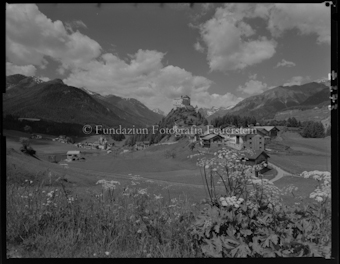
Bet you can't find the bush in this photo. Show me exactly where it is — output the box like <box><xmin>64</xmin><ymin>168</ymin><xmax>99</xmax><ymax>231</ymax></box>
<box><xmin>190</xmin><ymin>149</ymin><xmax>331</xmax><ymax>258</ymax></box>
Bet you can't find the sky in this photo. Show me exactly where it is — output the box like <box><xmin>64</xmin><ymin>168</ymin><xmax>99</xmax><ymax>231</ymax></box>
<box><xmin>6</xmin><ymin>3</ymin><xmax>331</xmax><ymax>114</ymax></box>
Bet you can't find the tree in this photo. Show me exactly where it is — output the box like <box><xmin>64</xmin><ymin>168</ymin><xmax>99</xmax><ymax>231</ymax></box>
<box><xmin>300</xmin><ymin>121</ymin><xmax>325</xmax><ymax>138</ymax></box>
<box><xmin>66</xmin><ymin>136</ymin><xmax>74</xmax><ymax>144</ymax></box>
<box><xmin>24</xmin><ymin>125</ymin><xmax>32</xmax><ymax>134</ymax></box>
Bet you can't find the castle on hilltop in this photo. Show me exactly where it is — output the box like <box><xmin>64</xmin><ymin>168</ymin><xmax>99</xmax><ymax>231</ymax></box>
<box><xmin>173</xmin><ymin>95</ymin><xmax>191</xmax><ymax>109</ymax></box>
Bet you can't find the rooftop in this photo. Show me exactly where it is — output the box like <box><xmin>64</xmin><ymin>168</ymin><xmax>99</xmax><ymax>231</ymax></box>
<box><xmin>244</xmin><ymin>150</ymin><xmax>269</xmax><ymax>160</ymax></box>
<box><xmin>254</xmin><ymin>126</ymin><xmax>279</xmax><ymax>132</ymax></box>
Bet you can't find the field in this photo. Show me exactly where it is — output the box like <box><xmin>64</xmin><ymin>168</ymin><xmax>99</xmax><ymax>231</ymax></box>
<box><xmin>5</xmin><ymin>129</ymin><xmax>332</xmax><ymax>258</ymax></box>
<box><xmin>267</xmin><ymin>131</ymin><xmax>331</xmax><ymax>174</ymax></box>
<box><xmin>274</xmin><ymin>106</ymin><xmax>330</xmax><ymax>123</ymax></box>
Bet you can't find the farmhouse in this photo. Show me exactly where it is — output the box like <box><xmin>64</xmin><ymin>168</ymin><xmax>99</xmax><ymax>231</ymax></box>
<box><xmin>201</xmin><ymin>134</ymin><xmax>224</xmax><ymax>148</ymax></box>
<box><xmin>66</xmin><ymin>150</ymin><xmax>81</xmax><ymax>161</ymax></box>
<box><xmin>242</xmin><ymin>150</ymin><xmax>270</xmax><ymax>177</ymax></box>
<box><xmin>134</xmin><ymin>141</ymin><xmax>150</xmax><ymax>150</ymax></box>
<box><xmin>254</xmin><ymin>126</ymin><xmax>279</xmax><ymax>138</ymax></box>
<box><xmin>225</xmin><ymin>132</ymin><xmax>265</xmax><ymax>151</ymax></box>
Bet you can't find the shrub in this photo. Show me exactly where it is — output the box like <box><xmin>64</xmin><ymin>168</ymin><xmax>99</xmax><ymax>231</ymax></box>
<box><xmin>190</xmin><ymin>148</ymin><xmax>331</xmax><ymax>258</ymax></box>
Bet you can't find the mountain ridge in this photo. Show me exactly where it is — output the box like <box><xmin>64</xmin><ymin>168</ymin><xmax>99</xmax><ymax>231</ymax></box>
<box><xmin>4</xmin><ymin>75</ymin><xmax>163</xmax><ymax>127</ymax></box>
<box><xmin>208</xmin><ymin>81</ymin><xmax>330</xmax><ymax>121</ymax></box>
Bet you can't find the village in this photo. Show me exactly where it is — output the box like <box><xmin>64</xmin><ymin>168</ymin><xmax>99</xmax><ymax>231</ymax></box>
<box><xmin>40</xmin><ymin>95</ymin><xmax>279</xmax><ymax>176</ymax></box>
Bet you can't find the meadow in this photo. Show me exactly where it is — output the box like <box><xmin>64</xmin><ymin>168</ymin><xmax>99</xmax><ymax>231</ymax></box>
<box><xmin>5</xmin><ymin>130</ymin><xmax>332</xmax><ymax>258</ymax></box>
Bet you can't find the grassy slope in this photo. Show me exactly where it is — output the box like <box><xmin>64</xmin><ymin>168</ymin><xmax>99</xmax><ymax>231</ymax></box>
<box><xmin>274</xmin><ymin>106</ymin><xmax>330</xmax><ymax>123</ymax></box>
<box><xmin>268</xmin><ymin>131</ymin><xmax>331</xmax><ymax>174</ymax></box>
<box><xmin>6</xmin><ymin>130</ymin><xmax>329</xmax><ymax>204</ymax></box>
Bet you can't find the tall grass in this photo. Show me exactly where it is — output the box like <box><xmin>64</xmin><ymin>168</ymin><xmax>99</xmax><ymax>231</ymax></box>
<box><xmin>6</xmin><ymin>163</ymin><xmax>203</xmax><ymax>257</ymax></box>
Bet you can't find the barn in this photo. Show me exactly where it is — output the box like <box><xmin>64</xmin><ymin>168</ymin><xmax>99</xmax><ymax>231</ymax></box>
<box><xmin>66</xmin><ymin>150</ymin><xmax>81</xmax><ymax>161</ymax></box>
<box><xmin>201</xmin><ymin>134</ymin><xmax>224</xmax><ymax>148</ymax></box>
<box><xmin>242</xmin><ymin>150</ymin><xmax>270</xmax><ymax>177</ymax></box>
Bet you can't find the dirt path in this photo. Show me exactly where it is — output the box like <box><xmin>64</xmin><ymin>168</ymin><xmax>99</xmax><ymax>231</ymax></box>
<box><xmin>268</xmin><ymin>162</ymin><xmax>293</xmax><ymax>183</ymax></box>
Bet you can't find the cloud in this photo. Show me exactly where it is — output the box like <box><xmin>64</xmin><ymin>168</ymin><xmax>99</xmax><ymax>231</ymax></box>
<box><xmin>65</xmin><ymin>20</ymin><xmax>87</xmax><ymax>33</ymax></box>
<box><xmin>38</xmin><ymin>76</ymin><xmax>50</xmax><ymax>82</ymax></box>
<box><xmin>195</xmin><ymin>3</ymin><xmax>330</xmax><ymax>72</ymax></box>
<box><xmin>249</xmin><ymin>73</ymin><xmax>257</xmax><ymax>80</ymax></box>
<box><xmin>63</xmin><ymin>49</ymin><xmax>240</xmax><ymax>112</ymax></box>
<box><xmin>198</xmin><ymin>4</ymin><xmax>277</xmax><ymax>72</ymax></box>
<box><xmin>237</xmin><ymin>79</ymin><xmax>269</xmax><ymax>95</ymax></box>
<box><xmin>194</xmin><ymin>41</ymin><xmax>205</xmax><ymax>53</ymax></box>
<box><xmin>265</xmin><ymin>4</ymin><xmax>330</xmax><ymax>44</ymax></box>
<box><xmin>6</xmin><ymin>62</ymin><xmax>36</xmax><ymax>76</ymax></box>
<box><xmin>6</xmin><ymin>4</ymin><xmax>101</xmax><ymax>71</ymax></box>
<box><xmin>283</xmin><ymin>75</ymin><xmax>311</xmax><ymax>86</ymax></box>
<box><xmin>275</xmin><ymin>59</ymin><xmax>296</xmax><ymax>68</ymax></box>
<box><xmin>191</xmin><ymin>92</ymin><xmax>243</xmax><ymax>109</ymax></box>
<box><xmin>6</xmin><ymin>4</ymin><xmax>242</xmax><ymax>113</ymax></box>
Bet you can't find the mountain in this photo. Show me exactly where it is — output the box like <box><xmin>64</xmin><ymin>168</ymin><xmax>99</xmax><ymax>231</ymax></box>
<box><xmin>198</xmin><ymin>105</ymin><xmax>234</xmax><ymax>118</ymax></box>
<box><xmin>101</xmin><ymin>95</ymin><xmax>163</xmax><ymax>125</ymax></box>
<box><xmin>208</xmin><ymin>82</ymin><xmax>330</xmax><ymax>121</ymax></box>
<box><xmin>152</xmin><ymin>108</ymin><xmax>165</xmax><ymax>116</ymax></box>
<box><xmin>4</xmin><ymin>75</ymin><xmax>163</xmax><ymax>127</ymax></box>
<box><xmin>5</xmin><ymin>75</ymin><xmax>45</xmax><ymax>98</ymax></box>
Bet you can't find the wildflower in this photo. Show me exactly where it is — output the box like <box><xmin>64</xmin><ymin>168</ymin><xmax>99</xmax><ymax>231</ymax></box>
<box><xmin>154</xmin><ymin>194</ymin><xmax>163</xmax><ymax>200</ymax></box>
<box><xmin>29</xmin><ymin>180</ymin><xmax>33</xmax><ymax>184</ymax></box>
<box><xmin>147</xmin><ymin>253</ymin><xmax>152</xmax><ymax>258</ymax></box>
<box><xmin>315</xmin><ymin>197</ymin><xmax>323</xmax><ymax>202</ymax></box>
<box><xmin>137</xmin><ymin>229</ymin><xmax>142</xmax><ymax>234</ymax></box>
<box><xmin>105</xmin><ymin>251</ymin><xmax>110</xmax><ymax>256</ymax></box>
<box><xmin>171</xmin><ymin>198</ymin><xmax>177</xmax><ymax>203</ymax></box>
<box><xmin>93</xmin><ymin>253</ymin><xmax>97</xmax><ymax>257</ymax></box>
<box><xmin>138</xmin><ymin>188</ymin><xmax>148</xmax><ymax>195</ymax></box>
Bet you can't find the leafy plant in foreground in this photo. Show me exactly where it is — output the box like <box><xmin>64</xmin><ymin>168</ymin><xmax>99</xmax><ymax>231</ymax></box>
<box><xmin>190</xmin><ymin>148</ymin><xmax>331</xmax><ymax>258</ymax></box>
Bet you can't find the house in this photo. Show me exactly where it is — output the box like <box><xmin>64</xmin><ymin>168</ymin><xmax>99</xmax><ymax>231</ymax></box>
<box><xmin>201</xmin><ymin>134</ymin><xmax>224</xmax><ymax>148</ymax></box>
<box><xmin>30</xmin><ymin>134</ymin><xmax>42</xmax><ymax>139</ymax></box>
<box><xmin>134</xmin><ymin>141</ymin><xmax>145</xmax><ymax>150</ymax></box>
<box><xmin>66</xmin><ymin>150</ymin><xmax>81</xmax><ymax>161</ymax></box>
<box><xmin>254</xmin><ymin>126</ymin><xmax>279</xmax><ymax>138</ymax></box>
<box><xmin>242</xmin><ymin>150</ymin><xmax>270</xmax><ymax>177</ymax></box>
<box><xmin>225</xmin><ymin>129</ymin><xmax>266</xmax><ymax>151</ymax></box>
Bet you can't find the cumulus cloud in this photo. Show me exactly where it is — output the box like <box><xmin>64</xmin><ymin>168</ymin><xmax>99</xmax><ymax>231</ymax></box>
<box><xmin>38</xmin><ymin>76</ymin><xmax>50</xmax><ymax>82</ymax></box>
<box><xmin>194</xmin><ymin>41</ymin><xmax>205</xmax><ymax>53</ymax></box>
<box><xmin>275</xmin><ymin>59</ymin><xmax>296</xmax><ymax>68</ymax></box>
<box><xmin>65</xmin><ymin>20</ymin><xmax>87</xmax><ymax>33</ymax></box>
<box><xmin>237</xmin><ymin>79</ymin><xmax>269</xmax><ymax>95</ymax></box>
<box><xmin>5</xmin><ymin>4</ymin><xmax>242</xmax><ymax>113</ymax></box>
<box><xmin>191</xmin><ymin>92</ymin><xmax>243</xmax><ymax>109</ymax></box>
<box><xmin>283</xmin><ymin>76</ymin><xmax>311</xmax><ymax>86</ymax></box>
<box><xmin>265</xmin><ymin>4</ymin><xmax>330</xmax><ymax>45</ymax></box>
<box><xmin>196</xmin><ymin>3</ymin><xmax>330</xmax><ymax>72</ymax></box>
<box><xmin>63</xmin><ymin>49</ymin><xmax>241</xmax><ymax>112</ymax></box>
<box><xmin>6</xmin><ymin>62</ymin><xmax>36</xmax><ymax>76</ymax></box>
<box><xmin>198</xmin><ymin>4</ymin><xmax>277</xmax><ymax>72</ymax></box>
<box><xmin>6</xmin><ymin>4</ymin><xmax>101</xmax><ymax>71</ymax></box>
